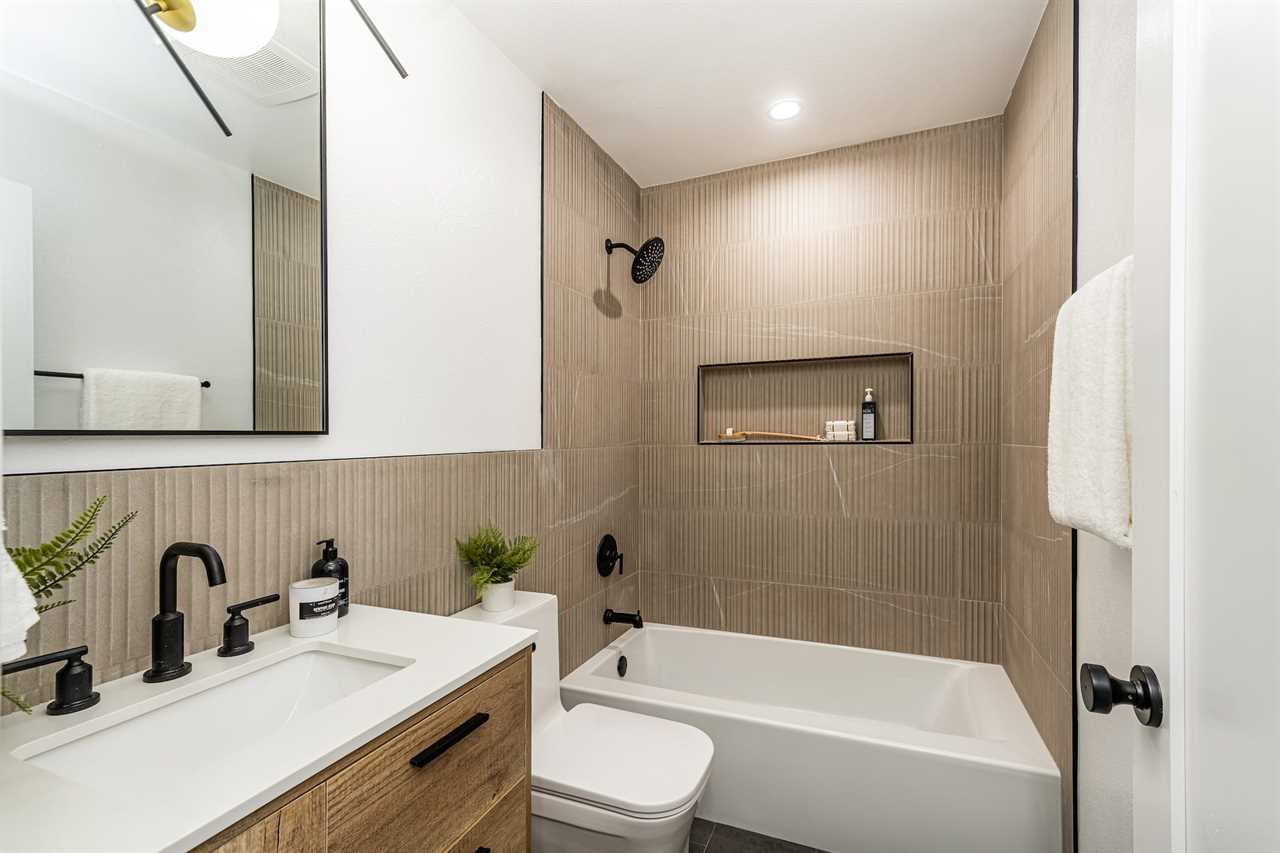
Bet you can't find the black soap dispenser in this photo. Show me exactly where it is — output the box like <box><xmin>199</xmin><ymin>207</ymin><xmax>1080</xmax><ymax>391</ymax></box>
<box><xmin>311</xmin><ymin>538</ymin><xmax>349</xmax><ymax>617</ymax></box>
<box><xmin>861</xmin><ymin>387</ymin><xmax>878</xmax><ymax>441</ymax></box>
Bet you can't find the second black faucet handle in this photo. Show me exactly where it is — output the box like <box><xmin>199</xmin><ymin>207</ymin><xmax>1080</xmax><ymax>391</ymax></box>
<box><xmin>1</xmin><ymin>645</ymin><xmax>101</xmax><ymax>715</ymax></box>
<box><xmin>228</xmin><ymin>593</ymin><xmax>281</xmax><ymax>616</ymax></box>
<box><xmin>218</xmin><ymin>593</ymin><xmax>281</xmax><ymax>657</ymax></box>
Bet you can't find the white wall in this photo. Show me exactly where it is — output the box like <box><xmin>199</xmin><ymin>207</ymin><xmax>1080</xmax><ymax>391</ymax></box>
<box><xmin>3</xmin><ymin>0</ymin><xmax>542</xmax><ymax>472</ymax></box>
<box><xmin>1181</xmin><ymin>1</ymin><xmax>1280</xmax><ymax>848</ymax></box>
<box><xmin>0</xmin><ymin>177</ymin><xmax>34</xmax><ymax>428</ymax></box>
<box><xmin>0</xmin><ymin>72</ymin><xmax>254</xmax><ymax>431</ymax></box>
<box><xmin>1076</xmin><ymin>1</ymin><xmax>1137</xmax><ymax>851</ymax></box>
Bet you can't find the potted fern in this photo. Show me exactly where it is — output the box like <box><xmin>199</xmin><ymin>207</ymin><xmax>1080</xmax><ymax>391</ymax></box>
<box><xmin>3</xmin><ymin>496</ymin><xmax>136</xmax><ymax>712</ymax></box>
<box><xmin>456</xmin><ymin>525</ymin><xmax>538</xmax><ymax>612</ymax></box>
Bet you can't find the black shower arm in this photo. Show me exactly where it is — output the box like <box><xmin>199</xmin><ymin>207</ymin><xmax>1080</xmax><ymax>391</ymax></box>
<box><xmin>605</xmin><ymin>239</ymin><xmax>639</xmax><ymax>256</ymax></box>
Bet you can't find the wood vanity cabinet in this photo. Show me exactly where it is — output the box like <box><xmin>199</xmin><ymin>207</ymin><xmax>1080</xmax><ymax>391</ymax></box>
<box><xmin>196</xmin><ymin>649</ymin><xmax>531</xmax><ymax>853</ymax></box>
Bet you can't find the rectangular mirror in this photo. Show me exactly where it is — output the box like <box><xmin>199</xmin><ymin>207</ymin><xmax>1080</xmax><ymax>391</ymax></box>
<box><xmin>1</xmin><ymin>0</ymin><xmax>325</xmax><ymax>434</ymax></box>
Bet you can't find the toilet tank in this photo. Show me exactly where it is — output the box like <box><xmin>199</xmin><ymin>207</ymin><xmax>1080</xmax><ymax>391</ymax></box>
<box><xmin>454</xmin><ymin>591</ymin><xmax>563</xmax><ymax>727</ymax></box>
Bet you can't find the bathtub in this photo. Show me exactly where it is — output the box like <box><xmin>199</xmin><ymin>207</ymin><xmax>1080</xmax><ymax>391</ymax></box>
<box><xmin>561</xmin><ymin>624</ymin><xmax>1061</xmax><ymax>853</ymax></box>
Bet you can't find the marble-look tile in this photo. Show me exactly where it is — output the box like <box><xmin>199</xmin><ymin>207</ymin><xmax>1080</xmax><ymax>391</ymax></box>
<box><xmin>999</xmin><ymin>0</ymin><xmax>1075</xmax><ymax>849</ymax></box>
<box><xmin>637</xmin><ymin>116</ymin><xmax>1007</xmax><ymax>687</ymax></box>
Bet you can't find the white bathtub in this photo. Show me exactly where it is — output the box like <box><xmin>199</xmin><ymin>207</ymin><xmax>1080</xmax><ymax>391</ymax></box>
<box><xmin>561</xmin><ymin>624</ymin><xmax>1060</xmax><ymax>853</ymax></box>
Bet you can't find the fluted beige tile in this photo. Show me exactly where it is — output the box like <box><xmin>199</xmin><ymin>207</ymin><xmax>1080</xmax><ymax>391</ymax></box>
<box><xmin>253</xmin><ymin>176</ymin><xmax>323</xmax><ymax>432</ymax></box>
<box><xmin>999</xmin><ymin>0</ymin><xmax>1075</xmax><ymax>848</ymax></box>
<box><xmin>636</xmin><ymin>116</ymin><xmax>1006</xmax><ymax>690</ymax></box>
<box><xmin>543</xmin><ymin>96</ymin><xmax>645</xmax><ymax>451</ymax></box>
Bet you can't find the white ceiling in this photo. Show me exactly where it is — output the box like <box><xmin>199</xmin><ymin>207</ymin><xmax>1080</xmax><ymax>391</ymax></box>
<box><xmin>456</xmin><ymin>0</ymin><xmax>1047</xmax><ymax>187</ymax></box>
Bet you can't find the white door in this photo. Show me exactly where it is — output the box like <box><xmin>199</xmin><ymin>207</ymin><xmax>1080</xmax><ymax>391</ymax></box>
<box><xmin>1114</xmin><ymin>1</ymin><xmax>1280</xmax><ymax>851</ymax></box>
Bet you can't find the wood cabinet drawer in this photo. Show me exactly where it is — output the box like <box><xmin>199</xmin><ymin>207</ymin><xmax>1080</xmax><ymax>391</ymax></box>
<box><xmin>210</xmin><ymin>787</ymin><xmax>325</xmax><ymax>853</ymax></box>
<box><xmin>325</xmin><ymin>657</ymin><xmax>529</xmax><ymax>853</ymax></box>
<box><xmin>448</xmin><ymin>781</ymin><xmax>530</xmax><ymax>853</ymax></box>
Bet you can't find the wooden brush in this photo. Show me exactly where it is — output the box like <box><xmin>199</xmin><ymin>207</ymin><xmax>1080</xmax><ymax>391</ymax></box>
<box><xmin>718</xmin><ymin>428</ymin><xmax>823</xmax><ymax>443</ymax></box>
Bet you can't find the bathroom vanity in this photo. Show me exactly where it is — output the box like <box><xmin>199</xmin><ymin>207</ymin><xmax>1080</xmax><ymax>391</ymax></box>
<box><xmin>199</xmin><ymin>652</ymin><xmax>531</xmax><ymax>853</ymax></box>
<box><xmin>0</xmin><ymin>607</ymin><xmax>535</xmax><ymax>852</ymax></box>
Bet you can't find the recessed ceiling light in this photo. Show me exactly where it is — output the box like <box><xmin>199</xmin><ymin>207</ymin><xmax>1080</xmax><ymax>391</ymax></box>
<box><xmin>768</xmin><ymin>99</ymin><xmax>802</xmax><ymax>121</ymax></box>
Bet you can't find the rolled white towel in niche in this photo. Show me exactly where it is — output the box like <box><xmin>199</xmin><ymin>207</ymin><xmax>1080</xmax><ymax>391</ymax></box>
<box><xmin>1047</xmin><ymin>254</ymin><xmax>1133</xmax><ymax>548</ymax></box>
<box><xmin>80</xmin><ymin>368</ymin><xmax>203</xmax><ymax>430</ymax></box>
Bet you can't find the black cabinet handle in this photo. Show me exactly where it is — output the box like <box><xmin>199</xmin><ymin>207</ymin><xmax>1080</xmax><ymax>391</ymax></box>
<box><xmin>476</xmin><ymin>848</ymin><xmax>491</xmax><ymax>853</ymax></box>
<box><xmin>408</xmin><ymin>712</ymin><xmax>490</xmax><ymax>768</ymax></box>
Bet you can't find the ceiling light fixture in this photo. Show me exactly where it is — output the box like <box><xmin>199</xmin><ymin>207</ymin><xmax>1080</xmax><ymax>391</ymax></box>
<box><xmin>768</xmin><ymin>99</ymin><xmax>803</xmax><ymax>121</ymax></box>
<box><xmin>135</xmin><ymin>0</ymin><xmax>409</xmax><ymax>140</ymax></box>
<box><xmin>150</xmin><ymin>0</ymin><xmax>281</xmax><ymax>58</ymax></box>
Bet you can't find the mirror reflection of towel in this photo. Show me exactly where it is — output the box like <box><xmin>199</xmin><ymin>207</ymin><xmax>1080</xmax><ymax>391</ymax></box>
<box><xmin>80</xmin><ymin>368</ymin><xmax>202</xmax><ymax>430</ymax></box>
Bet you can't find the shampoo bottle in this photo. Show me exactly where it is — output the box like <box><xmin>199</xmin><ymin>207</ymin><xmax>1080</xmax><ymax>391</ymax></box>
<box><xmin>861</xmin><ymin>387</ymin><xmax>878</xmax><ymax>441</ymax></box>
<box><xmin>311</xmin><ymin>538</ymin><xmax>349</xmax><ymax>617</ymax></box>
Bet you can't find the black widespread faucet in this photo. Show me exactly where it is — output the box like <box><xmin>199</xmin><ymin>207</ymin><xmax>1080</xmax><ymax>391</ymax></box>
<box><xmin>143</xmin><ymin>542</ymin><xmax>227</xmax><ymax>683</ymax></box>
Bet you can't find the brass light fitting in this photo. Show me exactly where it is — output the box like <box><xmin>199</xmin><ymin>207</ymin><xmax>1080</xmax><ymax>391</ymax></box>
<box><xmin>145</xmin><ymin>0</ymin><xmax>196</xmax><ymax>33</ymax></box>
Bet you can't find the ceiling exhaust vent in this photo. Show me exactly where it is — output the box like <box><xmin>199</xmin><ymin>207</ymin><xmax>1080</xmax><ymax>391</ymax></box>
<box><xmin>178</xmin><ymin>40</ymin><xmax>319</xmax><ymax>107</ymax></box>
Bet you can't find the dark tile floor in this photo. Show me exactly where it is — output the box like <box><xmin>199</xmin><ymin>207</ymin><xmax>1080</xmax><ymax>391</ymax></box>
<box><xmin>690</xmin><ymin>818</ymin><xmax>830</xmax><ymax>853</ymax></box>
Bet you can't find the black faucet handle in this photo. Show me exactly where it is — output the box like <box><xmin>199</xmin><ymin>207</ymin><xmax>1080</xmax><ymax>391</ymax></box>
<box><xmin>227</xmin><ymin>593</ymin><xmax>280</xmax><ymax>617</ymax></box>
<box><xmin>218</xmin><ymin>593</ymin><xmax>281</xmax><ymax>658</ymax></box>
<box><xmin>1</xmin><ymin>645</ymin><xmax>101</xmax><ymax>715</ymax></box>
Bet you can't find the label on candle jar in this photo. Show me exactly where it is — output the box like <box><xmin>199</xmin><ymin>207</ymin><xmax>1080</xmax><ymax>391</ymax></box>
<box><xmin>299</xmin><ymin>595</ymin><xmax>339</xmax><ymax>620</ymax></box>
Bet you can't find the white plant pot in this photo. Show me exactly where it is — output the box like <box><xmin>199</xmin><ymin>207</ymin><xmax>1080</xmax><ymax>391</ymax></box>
<box><xmin>481</xmin><ymin>580</ymin><xmax>516</xmax><ymax>612</ymax></box>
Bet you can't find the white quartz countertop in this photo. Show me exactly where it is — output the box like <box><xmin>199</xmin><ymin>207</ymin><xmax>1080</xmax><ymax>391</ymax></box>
<box><xmin>0</xmin><ymin>605</ymin><xmax>535</xmax><ymax>852</ymax></box>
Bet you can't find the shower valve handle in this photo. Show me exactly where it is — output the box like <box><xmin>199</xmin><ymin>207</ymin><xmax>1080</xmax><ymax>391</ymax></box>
<box><xmin>597</xmin><ymin>534</ymin><xmax>624</xmax><ymax>577</ymax></box>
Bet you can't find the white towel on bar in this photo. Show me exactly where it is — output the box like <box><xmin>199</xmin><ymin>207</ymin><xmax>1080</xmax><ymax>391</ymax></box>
<box><xmin>1047</xmin><ymin>255</ymin><xmax>1134</xmax><ymax>549</ymax></box>
<box><xmin>0</xmin><ymin>511</ymin><xmax>39</xmax><ymax>663</ymax></box>
<box><xmin>80</xmin><ymin>368</ymin><xmax>202</xmax><ymax>430</ymax></box>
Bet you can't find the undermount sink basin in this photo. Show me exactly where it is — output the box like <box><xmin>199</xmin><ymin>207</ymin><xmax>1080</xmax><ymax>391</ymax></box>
<box><xmin>17</xmin><ymin>649</ymin><xmax>403</xmax><ymax>789</ymax></box>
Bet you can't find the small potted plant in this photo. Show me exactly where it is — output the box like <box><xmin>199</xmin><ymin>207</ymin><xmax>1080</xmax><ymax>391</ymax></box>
<box><xmin>456</xmin><ymin>525</ymin><xmax>538</xmax><ymax>612</ymax></box>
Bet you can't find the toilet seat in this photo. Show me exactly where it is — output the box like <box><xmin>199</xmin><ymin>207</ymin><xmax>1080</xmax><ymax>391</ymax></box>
<box><xmin>532</xmin><ymin>703</ymin><xmax>714</xmax><ymax>820</ymax></box>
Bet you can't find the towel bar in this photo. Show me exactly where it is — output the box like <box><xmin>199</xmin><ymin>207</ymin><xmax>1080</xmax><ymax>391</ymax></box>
<box><xmin>35</xmin><ymin>370</ymin><xmax>211</xmax><ymax>389</ymax></box>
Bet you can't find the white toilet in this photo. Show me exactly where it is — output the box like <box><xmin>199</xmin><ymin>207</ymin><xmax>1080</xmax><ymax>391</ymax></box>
<box><xmin>456</xmin><ymin>592</ymin><xmax>713</xmax><ymax>853</ymax></box>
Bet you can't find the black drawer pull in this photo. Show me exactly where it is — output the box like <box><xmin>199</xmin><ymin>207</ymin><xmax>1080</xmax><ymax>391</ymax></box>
<box><xmin>408</xmin><ymin>712</ymin><xmax>490</xmax><ymax>768</ymax></box>
<box><xmin>476</xmin><ymin>848</ymin><xmax>491</xmax><ymax>853</ymax></box>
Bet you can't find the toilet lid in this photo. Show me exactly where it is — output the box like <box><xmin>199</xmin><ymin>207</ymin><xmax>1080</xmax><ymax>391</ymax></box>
<box><xmin>532</xmin><ymin>703</ymin><xmax>714</xmax><ymax>818</ymax></box>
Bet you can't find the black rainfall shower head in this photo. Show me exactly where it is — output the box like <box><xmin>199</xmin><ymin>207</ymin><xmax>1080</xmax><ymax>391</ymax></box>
<box><xmin>605</xmin><ymin>237</ymin><xmax>665</xmax><ymax>285</ymax></box>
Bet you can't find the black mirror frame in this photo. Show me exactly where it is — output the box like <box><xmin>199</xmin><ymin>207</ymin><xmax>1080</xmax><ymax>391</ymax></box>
<box><xmin>6</xmin><ymin>2</ymin><xmax>329</xmax><ymax>438</ymax></box>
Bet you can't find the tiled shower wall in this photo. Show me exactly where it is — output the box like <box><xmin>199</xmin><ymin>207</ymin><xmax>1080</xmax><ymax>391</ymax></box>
<box><xmin>637</xmin><ymin>118</ymin><xmax>1005</xmax><ymax>662</ymax></box>
<box><xmin>0</xmin><ymin>95</ymin><xmax>641</xmax><ymax>709</ymax></box>
<box><xmin>999</xmin><ymin>0</ymin><xmax>1076</xmax><ymax>846</ymax></box>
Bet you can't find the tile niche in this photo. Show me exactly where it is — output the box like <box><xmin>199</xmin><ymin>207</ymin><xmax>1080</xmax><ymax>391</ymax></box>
<box><xmin>697</xmin><ymin>353</ymin><xmax>914</xmax><ymax>444</ymax></box>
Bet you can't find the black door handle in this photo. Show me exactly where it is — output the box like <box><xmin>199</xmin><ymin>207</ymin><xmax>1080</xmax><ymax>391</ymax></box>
<box><xmin>408</xmin><ymin>712</ymin><xmax>490</xmax><ymax>768</ymax></box>
<box><xmin>1080</xmin><ymin>663</ymin><xmax>1163</xmax><ymax>727</ymax></box>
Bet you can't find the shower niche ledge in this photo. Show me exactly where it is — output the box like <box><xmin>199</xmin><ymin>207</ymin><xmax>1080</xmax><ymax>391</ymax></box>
<box><xmin>697</xmin><ymin>353</ymin><xmax>914</xmax><ymax>445</ymax></box>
